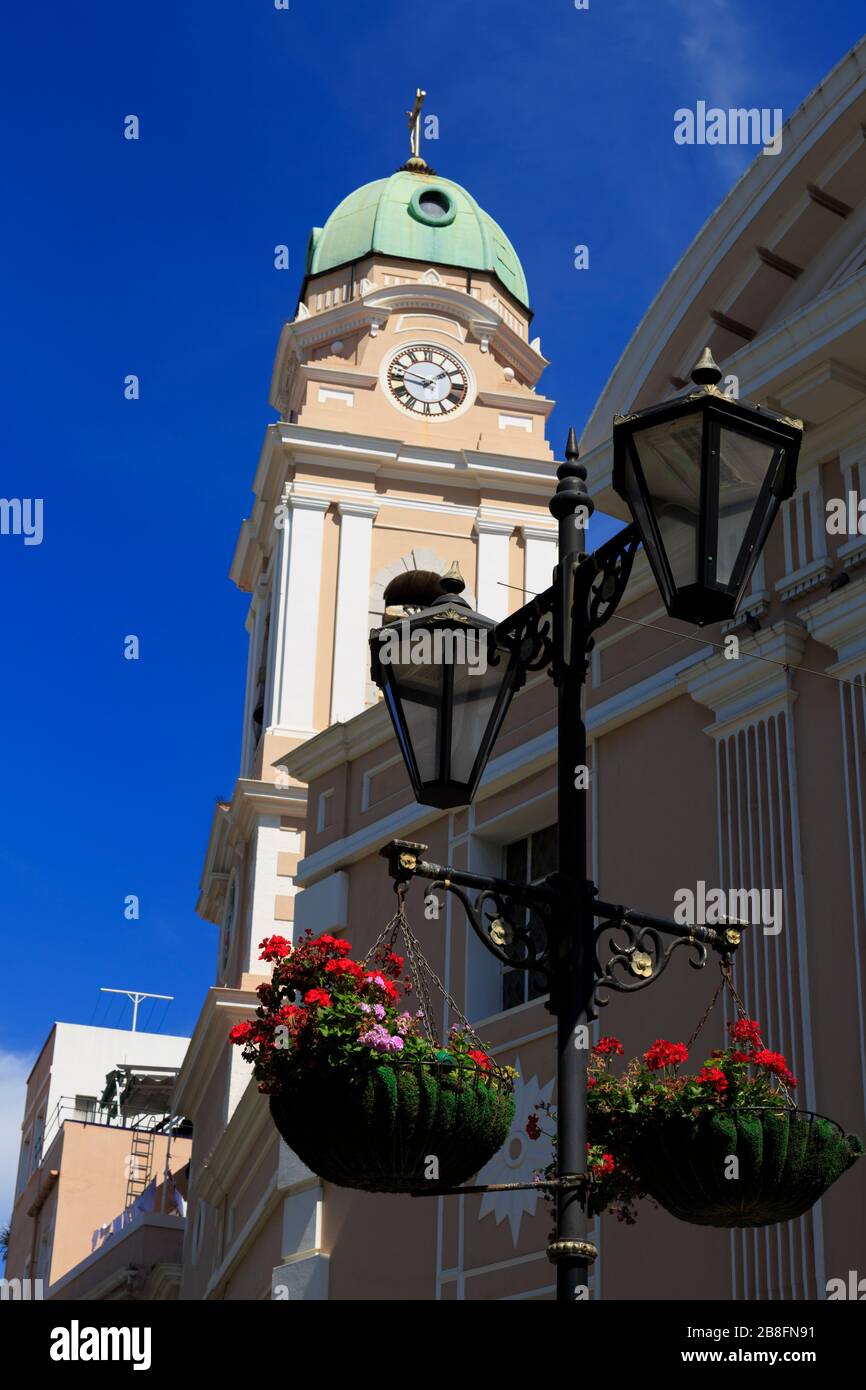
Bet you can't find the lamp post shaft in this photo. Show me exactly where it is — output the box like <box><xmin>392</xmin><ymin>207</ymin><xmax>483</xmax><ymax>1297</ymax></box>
<box><xmin>554</xmin><ymin>651</ymin><xmax>592</xmax><ymax>1298</ymax></box>
<box><xmin>549</xmin><ymin>427</ymin><xmax>596</xmax><ymax>1300</ymax></box>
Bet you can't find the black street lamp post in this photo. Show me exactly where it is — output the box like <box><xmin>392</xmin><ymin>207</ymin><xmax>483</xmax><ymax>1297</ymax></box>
<box><xmin>370</xmin><ymin>351</ymin><xmax>803</xmax><ymax>1302</ymax></box>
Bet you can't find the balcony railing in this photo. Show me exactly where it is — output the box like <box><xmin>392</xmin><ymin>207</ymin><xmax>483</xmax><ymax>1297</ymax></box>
<box><xmin>38</xmin><ymin>1097</ymin><xmax>185</xmax><ymax>1167</ymax></box>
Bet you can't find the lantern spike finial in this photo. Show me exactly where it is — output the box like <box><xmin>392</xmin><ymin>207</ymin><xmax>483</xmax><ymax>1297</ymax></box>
<box><xmin>690</xmin><ymin>347</ymin><xmax>723</xmax><ymax>387</ymax></box>
<box><xmin>565</xmin><ymin>426</ymin><xmax>580</xmax><ymax>462</ymax></box>
<box><xmin>440</xmin><ymin>560</ymin><xmax>465</xmax><ymax>595</ymax></box>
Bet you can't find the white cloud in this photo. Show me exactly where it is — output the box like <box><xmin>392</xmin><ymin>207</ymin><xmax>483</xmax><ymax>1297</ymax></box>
<box><xmin>0</xmin><ymin>1051</ymin><xmax>34</xmax><ymax>1229</ymax></box>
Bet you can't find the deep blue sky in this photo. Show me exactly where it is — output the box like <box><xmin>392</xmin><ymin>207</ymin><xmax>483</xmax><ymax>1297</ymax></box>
<box><xmin>1</xmin><ymin>1</ymin><xmax>862</xmax><ymax>1210</ymax></box>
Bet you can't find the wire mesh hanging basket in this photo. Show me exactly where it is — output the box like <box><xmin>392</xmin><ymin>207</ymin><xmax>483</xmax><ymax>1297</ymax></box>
<box><xmin>626</xmin><ymin>1107</ymin><xmax>862</xmax><ymax>1228</ymax></box>
<box><xmin>268</xmin><ymin>900</ymin><xmax>515</xmax><ymax>1195</ymax></box>
<box><xmin>615</xmin><ymin>966</ymin><xmax>863</xmax><ymax>1228</ymax></box>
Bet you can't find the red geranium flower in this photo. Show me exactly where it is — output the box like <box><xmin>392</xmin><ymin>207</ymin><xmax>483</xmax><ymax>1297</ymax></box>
<box><xmin>526</xmin><ymin>1113</ymin><xmax>541</xmax><ymax>1141</ymax></box>
<box><xmin>593</xmin><ymin>1036</ymin><xmax>624</xmax><ymax>1056</ymax></box>
<box><xmin>317</xmin><ymin>934</ymin><xmax>352</xmax><ymax>955</ymax></box>
<box><xmin>303</xmin><ymin>988</ymin><xmax>333</xmax><ymax>1008</ymax></box>
<box><xmin>259</xmin><ymin>935</ymin><xmax>291</xmax><ymax>961</ymax></box>
<box><xmin>324</xmin><ymin>958</ymin><xmax>365</xmax><ymax>979</ymax></box>
<box><xmin>468</xmin><ymin>1049</ymin><xmax>492</xmax><ymax>1072</ymax></box>
<box><xmin>229</xmin><ymin>1021</ymin><xmax>254</xmax><ymax>1044</ymax></box>
<box><xmin>644</xmin><ymin>1040</ymin><xmax>689</xmax><ymax>1071</ymax></box>
<box><xmin>696</xmin><ymin>1066</ymin><xmax>728</xmax><ymax>1094</ymax></box>
<box><xmin>752</xmin><ymin>1049</ymin><xmax>796</xmax><ymax>1087</ymax></box>
<box><xmin>277</xmin><ymin>1004</ymin><xmax>304</xmax><ymax>1024</ymax></box>
<box><xmin>730</xmin><ymin>1018</ymin><xmax>762</xmax><ymax>1048</ymax></box>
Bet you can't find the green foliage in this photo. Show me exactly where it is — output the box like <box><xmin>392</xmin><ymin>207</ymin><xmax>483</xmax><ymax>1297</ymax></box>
<box><xmin>270</xmin><ymin>1061</ymin><xmax>516</xmax><ymax>1194</ymax></box>
<box><xmin>229</xmin><ymin>929</ymin><xmax>517</xmax><ymax>1193</ymax></box>
<box><xmin>526</xmin><ymin>1022</ymin><xmax>862</xmax><ymax>1228</ymax></box>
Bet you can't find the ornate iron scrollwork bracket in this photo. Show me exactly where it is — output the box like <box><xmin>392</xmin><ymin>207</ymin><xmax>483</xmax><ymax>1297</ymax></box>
<box><xmin>590</xmin><ymin>892</ymin><xmax>744</xmax><ymax>1020</ymax></box>
<box><xmin>380</xmin><ymin>841</ymin><xmax>554</xmax><ymax>983</ymax></box>
<box><xmin>584</xmin><ymin>523</ymin><xmax>641</xmax><ymax>638</ymax></box>
<box><xmin>491</xmin><ymin>587</ymin><xmax>556</xmax><ymax>693</ymax></box>
<box><xmin>380</xmin><ymin>844</ymin><xmax>743</xmax><ymax>1019</ymax></box>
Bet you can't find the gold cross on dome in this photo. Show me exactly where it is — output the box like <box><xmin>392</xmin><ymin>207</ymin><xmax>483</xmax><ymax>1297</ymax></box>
<box><xmin>407</xmin><ymin>88</ymin><xmax>426</xmax><ymax>159</ymax></box>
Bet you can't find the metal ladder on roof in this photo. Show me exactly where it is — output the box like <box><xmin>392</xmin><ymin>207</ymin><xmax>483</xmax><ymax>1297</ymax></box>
<box><xmin>125</xmin><ymin>1127</ymin><xmax>155</xmax><ymax>1210</ymax></box>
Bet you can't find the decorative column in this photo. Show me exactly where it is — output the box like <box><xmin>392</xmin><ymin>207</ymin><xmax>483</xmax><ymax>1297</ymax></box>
<box><xmin>474</xmin><ymin>516</ymin><xmax>514</xmax><ymax>622</ymax></box>
<box><xmin>800</xmin><ymin>574</ymin><xmax>866</xmax><ymax>1127</ymax></box>
<box><xmin>330</xmin><ymin>501</ymin><xmax>379</xmax><ymax>724</ymax></box>
<box><xmin>522</xmin><ymin>524</ymin><xmax>558</xmax><ymax>602</ymax></box>
<box><xmin>688</xmin><ymin>621</ymin><xmax>821</xmax><ymax>1301</ymax></box>
<box><xmin>266</xmin><ymin>492</ymin><xmax>329</xmax><ymax>738</ymax></box>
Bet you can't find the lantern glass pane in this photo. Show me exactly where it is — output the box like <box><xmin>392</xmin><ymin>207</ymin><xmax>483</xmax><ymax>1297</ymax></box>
<box><xmin>633</xmin><ymin>416</ymin><xmax>704</xmax><ymax>589</ymax></box>
<box><xmin>715</xmin><ymin>429</ymin><xmax>778</xmax><ymax>585</ymax></box>
<box><xmin>449</xmin><ymin>657</ymin><xmax>507</xmax><ymax>784</ymax></box>
<box><xmin>390</xmin><ymin>660</ymin><xmax>442</xmax><ymax>784</ymax></box>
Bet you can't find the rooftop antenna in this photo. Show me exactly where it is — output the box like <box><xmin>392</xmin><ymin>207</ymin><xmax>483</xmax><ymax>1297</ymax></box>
<box><xmin>100</xmin><ymin>987</ymin><xmax>174</xmax><ymax>1033</ymax></box>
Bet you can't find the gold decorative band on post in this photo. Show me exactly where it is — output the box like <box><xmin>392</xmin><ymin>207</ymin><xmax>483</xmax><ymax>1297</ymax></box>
<box><xmin>546</xmin><ymin>1238</ymin><xmax>598</xmax><ymax>1263</ymax></box>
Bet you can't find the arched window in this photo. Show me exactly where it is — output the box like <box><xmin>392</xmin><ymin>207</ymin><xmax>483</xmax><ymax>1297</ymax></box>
<box><xmin>367</xmin><ymin>549</ymin><xmax>477</xmax><ymax>704</ymax></box>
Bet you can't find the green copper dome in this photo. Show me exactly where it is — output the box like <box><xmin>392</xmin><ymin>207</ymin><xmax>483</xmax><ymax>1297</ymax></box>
<box><xmin>305</xmin><ymin>169</ymin><xmax>530</xmax><ymax>310</ymax></box>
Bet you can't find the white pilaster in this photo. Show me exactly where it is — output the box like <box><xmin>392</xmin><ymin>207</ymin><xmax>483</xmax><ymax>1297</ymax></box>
<box><xmin>246</xmin><ymin>818</ymin><xmax>300</xmax><ymax>971</ymax></box>
<box><xmin>267</xmin><ymin>493</ymin><xmax>329</xmax><ymax>738</ymax></box>
<box><xmin>331</xmin><ymin>502</ymin><xmax>379</xmax><ymax>724</ymax></box>
<box><xmin>522</xmin><ymin>525</ymin><xmax>557</xmax><ymax>602</ymax></box>
<box><xmin>474</xmin><ymin>517</ymin><xmax>513</xmax><ymax>621</ymax></box>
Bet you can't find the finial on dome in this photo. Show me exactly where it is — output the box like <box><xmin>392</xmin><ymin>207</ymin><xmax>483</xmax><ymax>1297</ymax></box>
<box><xmin>407</xmin><ymin>88</ymin><xmax>426</xmax><ymax>159</ymax></box>
<box><xmin>399</xmin><ymin>89</ymin><xmax>436</xmax><ymax>175</ymax></box>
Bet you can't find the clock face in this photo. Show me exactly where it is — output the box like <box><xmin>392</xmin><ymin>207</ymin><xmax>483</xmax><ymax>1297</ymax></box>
<box><xmin>385</xmin><ymin>344</ymin><xmax>472</xmax><ymax>418</ymax></box>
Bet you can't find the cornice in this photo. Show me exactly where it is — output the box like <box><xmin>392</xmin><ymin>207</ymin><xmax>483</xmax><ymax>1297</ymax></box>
<box><xmin>231</xmin><ymin>423</ymin><xmax>560</xmax><ymax>592</ymax></box>
<box><xmin>799</xmin><ymin>571</ymin><xmax>866</xmax><ymax>672</ymax></box>
<box><xmin>522</xmin><ymin>523</ymin><xmax>557</xmax><ymax>542</ymax></box>
<box><xmin>172</xmin><ymin>986</ymin><xmax>258</xmax><ymax>1121</ymax></box>
<box><xmin>196</xmin><ymin>780</ymin><xmax>307</xmax><ymax>923</ymax></box>
<box><xmin>474</xmin><ymin>516</ymin><xmax>515</xmax><ymax>537</ymax></box>
<box><xmin>336</xmin><ymin>498</ymin><xmax>380</xmax><ymax>520</ymax></box>
<box><xmin>362</xmin><ymin>282</ymin><xmax>550</xmax><ymax>382</ymax></box>
<box><xmin>280</xmin><ymin>422</ymin><xmax>559</xmax><ymax>496</ymax></box>
<box><xmin>475</xmin><ymin>391</ymin><xmax>554</xmax><ymax>416</ymax></box>
<box><xmin>687</xmin><ymin>620</ymin><xmax>808</xmax><ymax>734</ymax></box>
<box><xmin>269</xmin><ymin>282</ymin><xmax>550</xmax><ymax>413</ymax></box>
<box><xmin>283</xmin><ymin>700</ymin><xmax>392</xmax><ymax>782</ymax></box>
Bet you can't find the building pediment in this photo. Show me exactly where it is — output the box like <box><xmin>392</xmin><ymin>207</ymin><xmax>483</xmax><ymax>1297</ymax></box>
<box><xmin>269</xmin><ymin>280</ymin><xmax>550</xmax><ymax>415</ymax></box>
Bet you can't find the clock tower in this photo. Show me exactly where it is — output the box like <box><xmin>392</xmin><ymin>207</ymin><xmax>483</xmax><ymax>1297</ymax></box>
<box><xmin>195</xmin><ymin>107</ymin><xmax>560</xmax><ymax>998</ymax></box>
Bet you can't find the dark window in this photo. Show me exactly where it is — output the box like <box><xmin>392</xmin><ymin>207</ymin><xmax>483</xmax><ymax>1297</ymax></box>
<box><xmin>418</xmin><ymin>190</ymin><xmax>451</xmax><ymax>222</ymax></box>
<box><xmin>502</xmin><ymin>825</ymin><xmax>556</xmax><ymax>1011</ymax></box>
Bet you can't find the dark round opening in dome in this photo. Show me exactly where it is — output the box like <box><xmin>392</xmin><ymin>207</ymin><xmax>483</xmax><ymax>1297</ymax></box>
<box><xmin>417</xmin><ymin>189</ymin><xmax>452</xmax><ymax>222</ymax></box>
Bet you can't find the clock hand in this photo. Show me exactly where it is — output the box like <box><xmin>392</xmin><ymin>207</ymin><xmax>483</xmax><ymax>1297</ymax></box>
<box><xmin>404</xmin><ymin>374</ymin><xmax>436</xmax><ymax>389</ymax></box>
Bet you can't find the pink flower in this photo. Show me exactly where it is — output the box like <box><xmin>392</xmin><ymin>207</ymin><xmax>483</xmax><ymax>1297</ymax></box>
<box><xmin>358</xmin><ymin>1024</ymin><xmax>405</xmax><ymax>1054</ymax></box>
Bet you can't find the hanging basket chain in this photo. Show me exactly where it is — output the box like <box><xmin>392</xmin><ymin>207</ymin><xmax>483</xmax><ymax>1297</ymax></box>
<box><xmin>687</xmin><ymin>956</ymin><xmax>750</xmax><ymax>1051</ymax></box>
<box><xmin>363</xmin><ymin>886</ymin><xmax>485</xmax><ymax>1050</ymax></box>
